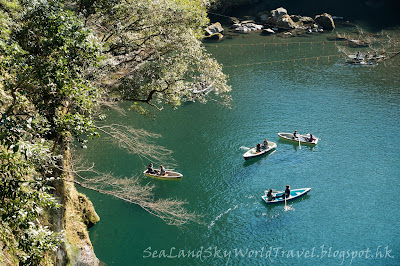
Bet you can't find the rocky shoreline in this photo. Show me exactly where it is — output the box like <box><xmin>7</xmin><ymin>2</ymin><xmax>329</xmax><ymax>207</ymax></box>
<box><xmin>205</xmin><ymin>7</ymin><xmax>337</xmax><ymax>40</ymax></box>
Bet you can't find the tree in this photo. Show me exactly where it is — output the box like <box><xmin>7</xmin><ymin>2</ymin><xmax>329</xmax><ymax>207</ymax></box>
<box><xmin>78</xmin><ymin>0</ymin><xmax>231</xmax><ymax>110</ymax></box>
<box><xmin>1</xmin><ymin>0</ymin><xmax>100</xmax><ymax>263</ymax></box>
<box><xmin>1</xmin><ymin>0</ymin><xmax>231</xmax><ymax>263</ymax></box>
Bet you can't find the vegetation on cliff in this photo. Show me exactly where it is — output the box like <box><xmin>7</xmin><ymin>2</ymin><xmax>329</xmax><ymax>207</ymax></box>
<box><xmin>0</xmin><ymin>0</ymin><xmax>230</xmax><ymax>264</ymax></box>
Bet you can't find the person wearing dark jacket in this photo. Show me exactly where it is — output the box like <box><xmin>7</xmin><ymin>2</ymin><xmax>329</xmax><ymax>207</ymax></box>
<box><xmin>147</xmin><ymin>163</ymin><xmax>155</xmax><ymax>174</ymax></box>
<box><xmin>284</xmin><ymin>185</ymin><xmax>291</xmax><ymax>199</ymax></box>
<box><xmin>256</xmin><ymin>143</ymin><xmax>262</xmax><ymax>152</ymax></box>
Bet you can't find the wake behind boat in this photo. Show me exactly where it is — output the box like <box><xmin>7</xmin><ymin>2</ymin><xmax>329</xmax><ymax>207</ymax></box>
<box><xmin>278</xmin><ymin>132</ymin><xmax>318</xmax><ymax>145</ymax></box>
<box><xmin>143</xmin><ymin>169</ymin><xmax>183</xmax><ymax>180</ymax></box>
<box><xmin>243</xmin><ymin>141</ymin><xmax>277</xmax><ymax>160</ymax></box>
<box><xmin>261</xmin><ymin>188</ymin><xmax>311</xmax><ymax>204</ymax></box>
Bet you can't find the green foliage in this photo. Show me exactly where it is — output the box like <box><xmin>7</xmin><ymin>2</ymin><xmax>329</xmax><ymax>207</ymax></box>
<box><xmin>0</xmin><ymin>0</ymin><xmax>101</xmax><ymax>263</ymax></box>
<box><xmin>6</xmin><ymin>0</ymin><xmax>101</xmax><ymax>141</ymax></box>
<box><xmin>0</xmin><ymin>0</ymin><xmax>232</xmax><ymax>263</ymax></box>
<box><xmin>84</xmin><ymin>0</ymin><xmax>231</xmax><ymax>109</ymax></box>
<box><xmin>0</xmin><ymin>125</ymin><xmax>62</xmax><ymax>264</ymax></box>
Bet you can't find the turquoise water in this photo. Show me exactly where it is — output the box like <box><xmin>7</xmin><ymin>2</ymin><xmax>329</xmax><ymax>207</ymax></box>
<box><xmin>78</xmin><ymin>28</ymin><xmax>400</xmax><ymax>265</ymax></box>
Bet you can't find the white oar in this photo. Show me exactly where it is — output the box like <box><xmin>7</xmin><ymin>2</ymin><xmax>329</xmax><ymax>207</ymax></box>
<box><xmin>284</xmin><ymin>195</ymin><xmax>287</xmax><ymax>209</ymax></box>
<box><xmin>298</xmin><ymin>137</ymin><xmax>301</xmax><ymax>149</ymax></box>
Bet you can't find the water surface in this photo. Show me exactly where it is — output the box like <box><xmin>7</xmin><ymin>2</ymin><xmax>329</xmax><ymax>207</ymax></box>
<box><xmin>79</xmin><ymin>27</ymin><xmax>400</xmax><ymax>265</ymax></box>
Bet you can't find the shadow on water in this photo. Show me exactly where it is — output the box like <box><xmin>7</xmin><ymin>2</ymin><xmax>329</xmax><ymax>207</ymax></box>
<box><xmin>242</xmin><ymin>150</ymin><xmax>277</xmax><ymax>167</ymax></box>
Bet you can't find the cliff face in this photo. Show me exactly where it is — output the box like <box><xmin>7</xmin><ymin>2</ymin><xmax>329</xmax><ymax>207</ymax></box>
<box><xmin>53</xmin><ymin>137</ymin><xmax>100</xmax><ymax>266</ymax></box>
<box><xmin>0</xmin><ymin>140</ymin><xmax>100</xmax><ymax>265</ymax></box>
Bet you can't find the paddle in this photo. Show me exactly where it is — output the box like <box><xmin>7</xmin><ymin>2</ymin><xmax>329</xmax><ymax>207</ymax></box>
<box><xmin>284</xmin><ymin>195</ymin><xmax>287</xmax><ymax>209</ymax></box>
<box><xmin>298</xmin><ymin>136</ymin><xmax>301</xmax><ymax>149</ymax></box>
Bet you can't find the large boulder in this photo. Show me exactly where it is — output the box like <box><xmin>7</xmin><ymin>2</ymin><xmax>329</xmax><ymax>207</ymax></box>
<box><xmin>314</xmin><ymin>13</ymin><xmax>335</xmax><ymax>30</ymax></box>
<box><xmin>277</xmin><ymin>15</ymin><xmax>297</xmax><ymax>29</ymax></box>
<box><xmin>205</xmin><ymin>22</ymin><xmax>224</xmax><ymax>36</ymax></box>
<box><xmin>266</xmin><ymin>7</ymin><xmax>297</xmax><ymax>29</ymax></box>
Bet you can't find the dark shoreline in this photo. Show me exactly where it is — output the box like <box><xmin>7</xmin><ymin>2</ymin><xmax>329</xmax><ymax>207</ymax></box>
<box><xmin>210</xmin><ymin>0</ymin><xmax>400</xmax><ymax>31</ymax></box>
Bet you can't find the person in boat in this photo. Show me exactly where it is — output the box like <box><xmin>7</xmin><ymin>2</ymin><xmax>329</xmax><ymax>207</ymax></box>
<box><xmin>262</xmin><ymin>138</ymin><xmax>268</xmax><ymax>149</ymax></box>
<box><xmin>256</xmin><ymin>143</ymin><xmax>262</xmax><ymax>152</ymax></box>
<box><xmin>365</xmin><ymin>51</ymin><xmax>369</xmax><ymax>59</ymax></box>
<box><xmin>308</xmin><ymin>133</ymin><xmax>315</xmax><ymax>142</ymax></box>
<box><xmin>266</xmin><ymin>189</ymin><xmax>276</xmax><ymax>201</ymax></box>
<box><xmin>293</xmin><ymin>130</ymin><xmax>298</xmax><ymax>139</ymax></box>
<box><xmin>284</xmin><ymin>185</ymin><xmax>291</xmax><ymax>199</ymax></box>
<box><xmin>147</xmin><ymin>163</ymin><xmax>155</xmax><ymax>174</ymax></box>
<box><xmin>356</xmin><ymin>51</ymin><xmax>360</xmax><ymax>58</ymax></box>
<box><xmin>159</xmin><ymin>165</ymin><xmax>166</xmax><ymax>176</ymax></box>
<box><xmin>373</xmin><ymin>51</ymin><xmax>378</xmax><ymax>58</ymax></box>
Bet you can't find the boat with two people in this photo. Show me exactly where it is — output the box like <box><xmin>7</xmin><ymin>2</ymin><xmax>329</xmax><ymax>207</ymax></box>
<box><xmin>143</xmin><ymin>163</ymin><xmax>182</xmax><ymax>180</ymax></box>
<box><xmin>278</xmin><ymin>131</ymin><xmax>319</xmax><ymax>145</ymax></box>
<box><xmin>243</xmin><ymin>139</ymin><xmax>277</xmax><ymax>160</ymax></box>
<box><xmin>261</xmin><ymin>187</ymin><xmax>311</xmax><ymax>205</ymax></box>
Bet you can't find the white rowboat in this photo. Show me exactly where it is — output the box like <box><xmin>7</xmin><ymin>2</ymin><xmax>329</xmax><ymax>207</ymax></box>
<box><xmin>143</xmin><ymin>170</ymin><xmax>182</xmax><ymax>180</ymax></box>
<box><xmin>243</xmin><ymin>141</ymin><xmax>277</xmax><ymax>160</ymax></box>
<box><xmin>278</xmin><ymin>132</ymin><xmax>318</xmax><ymax>145</ymax></box>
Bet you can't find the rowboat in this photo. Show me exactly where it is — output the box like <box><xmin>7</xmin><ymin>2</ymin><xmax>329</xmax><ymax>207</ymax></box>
<box><xmin>261</xmin><ymin>188</ymin><xmax>311</xmax><ymax>204</ymax></box>
<box><xmin>143</xmin><ymin>170</ymin><xmax>182</xmax><ymax>180</ymax></box>
<box><xmin>277</xmin><ymin>132</ymin><xmax>318</xmax><ymax>145</ymax></box>
<box><xmin>346</xmin><ymin>54</ymin><xmax>385</xmax><ymax>65</ymax></box>
<box><xmin>243</xmin><ymin>141</ymin><xmax>277</xmax><ymax>160</ymax></box>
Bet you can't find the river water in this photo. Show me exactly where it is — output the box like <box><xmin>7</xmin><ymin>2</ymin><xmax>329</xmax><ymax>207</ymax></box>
<box><xmin>78</xmin><ymin>26</ymin><xmax>400</xmax><ymax>265</ymax></box>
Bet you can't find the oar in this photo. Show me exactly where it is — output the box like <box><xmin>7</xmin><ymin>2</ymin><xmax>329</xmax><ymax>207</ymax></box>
<box><xmin>284</xmin><ymin>194</ymin><xmax>287</xmax><ymax>209</ymax></box>
<box><xmin>298</xmin><ymin>137</ymin><xmax>301</xmax><ymax>149</ymax></box>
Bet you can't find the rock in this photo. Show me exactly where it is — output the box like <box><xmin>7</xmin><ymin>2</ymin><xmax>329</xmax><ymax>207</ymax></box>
<box><xmin>205</xmin><ymin>22</ymin><xmax>224</xmax><ymax>36</ymax></box>
<box><xmin>241</xmin><ymin>20</ymin><xmax>255</xmax><ymax>24</ymax></box>
<box><xmin>231</xmin><ymin>23</ymin><xmax>242</xmax><ymax>29</ymax></box>
<box><xmin>273</xmin><ymin>7</ymin><xmax>288</xmax><ymax>17</ymax></box>
<box><xmin>77</xmin><ymin>194</ymin><xmax>100</xmax><ymax>228</ymax></box>
<box><xmin>262</xmin><ymin>28</ymin><xmax>275</xmax><ymax>35</ymax></box>
<box><xmin>245</xmin><ymin>23</ymin><xmax>264</xmax><ymax>31</ymax></box>
<box><xmin>204</xmin><ymin>33</ymin><xmax>223</xmax><ymax>40</ymax></box>
<box><xmin>229</xmin><ymin>17</ymin><xmax>240</xmax><ymax>24</ymax></box>
<box><xmin>233</xmin><ymin>21</ymin><xmax>264</xmax><ymax>33</ymax></box>
<box><xmin>278</xmin><ymin>31</ymin><xmax>293</xmax><ymax>38</ymax></box>
<box><xmin>314</xmin><ymin>13</ymin><xmax>335</xmax><ymax>30</ymax></box>
<box><xmin>266</xmin><ymin>7</ymin><xmax>297</xmax><ymax>29</ymax></box>
<box><xmin>235</xmin><ymin>26</ymin><xmax>251</xmax><ymax>33</ymax></box>
<box><xmin>290</xmin><ymin>15</ymin><xmax>300</xmax><ymax>22</ymax></box>
<box><xmin>299</xmin><ymin>16</ymin><xmax>315</xmax><ymax>25</ymax></box>
<box><xmin>279</xmin><ymin>15</ymin><xmax>297</xmax><ymax>29</ymax></box>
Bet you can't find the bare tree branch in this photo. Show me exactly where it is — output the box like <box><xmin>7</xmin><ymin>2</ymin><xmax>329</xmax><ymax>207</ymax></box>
<box><xmin>64</xmin><ymin>156</ymin><xmax>200</xmax><ymax>226</ymax></box>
